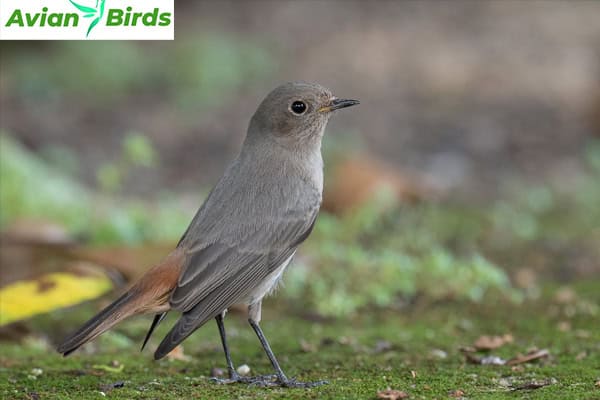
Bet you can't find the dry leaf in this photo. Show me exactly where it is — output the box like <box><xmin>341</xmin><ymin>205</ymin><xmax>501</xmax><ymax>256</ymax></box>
<box><xmin>376</xmin><ymin>388</ymin><xmax>408</xmax><ymax>399</ymax></box>
<box><xmin>323</xmin><ymin>155</ymin><xmax>437</xmax><ymax>214</ymax></box>
<box><xmin>512</xmin><ymin>378</ymin><xmax>556</xmax><ymax>391</ymax></box>
<box><xmin>594</xmin><ymin>380</ymin><xmax>600</xmax><ymax>388</ymax></box>
<box><xmin>166</xmin><ymin>345</ymin><xmax>191</xmax><ymax>362</ymax></box>
<box><xmin>410</xmin><ymin>370</ymin><xmax>417</xmax><ymax>379</ymax></box>
<box><xmin>506</xmin><ymin>349</ymin><xmax>549</xmax><ymax>365</ymax></box>
<box><xmin>474</xmin><ymin>334</ymin><xmax>513</xmax><ymax>350</ymax></box>
<box><xmin>449</xmin><ymin>389</ymin><xmax>465</xmax><ymax>397</ymax></box>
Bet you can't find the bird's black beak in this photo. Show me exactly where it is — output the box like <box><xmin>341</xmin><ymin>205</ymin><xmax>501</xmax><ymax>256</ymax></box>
<box><xmin>319</xmin><ymin>98</ymin><xmax>360</xmax><ymax>113</ymax></box>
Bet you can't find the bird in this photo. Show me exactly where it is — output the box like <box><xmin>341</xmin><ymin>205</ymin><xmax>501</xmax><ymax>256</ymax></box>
<box><xmin>57</xmin><ymin>82</ymin><xmax>359</xmax><ymax>388</ymax></box>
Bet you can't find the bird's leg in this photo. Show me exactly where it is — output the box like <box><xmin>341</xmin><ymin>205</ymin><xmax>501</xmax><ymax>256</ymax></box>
<box><xmin>247</xmin><ymin>302</ymin><xmax>327</xmax><ymax>388</ymax></box>
<box><xmin>211</xmin><ymin>309</ymin><xmax>276</xmax><ymax>385</ymax></box>
<box><xmin>212</xmin><ymin>311</ymin><xmax>253</xmax><ymax>384</ymax></box>
<box><xmin>214</xmin><ymin>312</ymin><xmax>240</xmax><ymax>382</ymax></box>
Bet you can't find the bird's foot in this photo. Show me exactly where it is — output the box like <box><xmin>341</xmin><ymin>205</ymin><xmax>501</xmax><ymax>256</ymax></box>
<box><xmin>211</xmin><ymin>373</ymin><xmax>326</xmax><ymax>388</ymax></box>
<box><xmin>210</xmin><ymin>373</ymin><xmax>278</xmax><ymax>385</ymax></box>
<box><xmin>251</xmin><ymin>376</ymin><xmax>328</xmax><ymax>388</ymax></box>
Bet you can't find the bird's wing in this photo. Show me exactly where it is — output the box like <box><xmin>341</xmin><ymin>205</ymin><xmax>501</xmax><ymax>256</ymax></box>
<box><xmin>154</xmin><ymin>209</ymin><xmax>318</xmax><ymax>359</ymax></box>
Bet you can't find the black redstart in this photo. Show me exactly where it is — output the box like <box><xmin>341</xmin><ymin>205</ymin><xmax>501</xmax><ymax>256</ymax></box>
<box><xmin>58</xmin><ymin>82</ymin><xmax>359</xmax><ymax>388</ymax></box>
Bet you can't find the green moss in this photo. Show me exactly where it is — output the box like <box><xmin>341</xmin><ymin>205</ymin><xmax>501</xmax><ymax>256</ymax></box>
<box><xmin>2</xmin><ymin>281</ymin><xmax>598</xmax><ymax>399</ymax></box>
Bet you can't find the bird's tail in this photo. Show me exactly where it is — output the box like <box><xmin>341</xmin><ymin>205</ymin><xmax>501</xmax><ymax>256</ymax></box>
<box><xmin>57</xmin><ymin>249</ymin><xmax>184</xmax><ymax>356</ymax></box>
<box><xmin>57</xmin><ymin>290</ymin><xmax>140</xmax><ymax>356</ymax></box>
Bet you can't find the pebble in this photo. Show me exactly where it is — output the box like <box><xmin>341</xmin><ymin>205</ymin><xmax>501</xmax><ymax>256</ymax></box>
<box><xmin>236</xmin><ymin>364</ymin><xmax>251</xmax><ymax>376</ymax></box>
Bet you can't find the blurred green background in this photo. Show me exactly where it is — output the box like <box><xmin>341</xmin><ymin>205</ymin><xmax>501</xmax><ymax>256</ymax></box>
<box><xmin>1</xmin><ymin>2</ymin><xmax>600</xmax><ymax>399</ymax></box>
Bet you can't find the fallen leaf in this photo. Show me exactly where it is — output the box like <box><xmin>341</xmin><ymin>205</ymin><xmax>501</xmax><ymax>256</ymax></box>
<box><xmin>449</xmin><ymin>389</ymin><xmax>465</xmax><ymax>397</ymax></box>
<box><xmin>512</xmin><ymin>378</ymin><xmax>556</xmax><ymax>391</ymax></box>
<box><xmin>166</xmin><ymin>345</ymin><xmax>191</xmax><ymax>362</ymax></box>
<box><xmin>0</xmin><ymin>267</ymin><xmax>113</xmax><ymax>326</ymax></box>
<box><xmin>410</xmin><ymin>370</ymin><xmax>417</xmax><ymax>379</ymax></box>
<box><xmin>92</xmin><ymin>363</ymin><xmax>124</xmax><ymax>373</ymax></box>
<box><xmin>323</xmin><ymin>155</ymin><xmax>437</xmax><ymax>214</ymax></box>
<box><xmin>506</xmin><ymin>349</ymin><xmax>549</xmax><ymax>365</ymax></box>
<box><xmin>376</xmin><ymin>388</ymin><xmax>409</xmax><ymax>399</ymax></box>
<box><xmin>474</xmin><ymin>334</ymin><xmax>513</xmax><ymax>350</ymax></box>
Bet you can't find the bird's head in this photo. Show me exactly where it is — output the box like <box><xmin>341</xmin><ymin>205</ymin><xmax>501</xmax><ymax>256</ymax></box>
<box><xmin>247</xmin><ymin>82</ymin><xmax>359</xmax><ymax>149</ymax></box>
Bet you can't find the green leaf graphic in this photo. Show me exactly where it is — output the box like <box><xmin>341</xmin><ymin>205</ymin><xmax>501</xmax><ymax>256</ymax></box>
<box><xmin>85</xmin><ymin>0</ymin><xmax>105</xmax><ymax>38</ymax></box>
<box><xmin>68</xmin><ymin>0</ymin><xmax>96</xmax><ymax>13</ymax></box>
<box><xmin>84</xmin><ymin>13</ymin><xmax>95</xmax><ymax>18</ymax></box>
<box><xmin>87</xmin><ymin>16</ymin><xmax>100</xmax><ymax>37</ymax></box>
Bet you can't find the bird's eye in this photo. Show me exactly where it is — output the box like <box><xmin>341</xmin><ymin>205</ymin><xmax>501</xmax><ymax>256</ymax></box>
<box><xmin>290</xmin><ymin>101</ymin><xmax>307</xmax><ymax>115</ymax></box>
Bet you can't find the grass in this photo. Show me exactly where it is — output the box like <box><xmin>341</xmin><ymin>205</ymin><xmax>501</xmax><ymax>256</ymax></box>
<box><xmin>2</xmin><ymin>135</ymin><xmax>600</xmax><ymax>399</ymax></box>
<box><xmin>1</xmin><ymin>280</ymin><xmax>598</xmax><ymax>399</ymax></box>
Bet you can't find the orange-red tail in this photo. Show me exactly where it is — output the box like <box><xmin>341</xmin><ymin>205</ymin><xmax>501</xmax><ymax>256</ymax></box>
<box><xmin>58</xmin><ymin>250</ymin><xmax>184</xmax><ymax>356</ymax></box>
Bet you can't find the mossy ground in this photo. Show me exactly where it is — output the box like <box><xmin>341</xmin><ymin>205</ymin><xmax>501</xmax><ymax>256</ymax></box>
<box><xmin>1</xmin><ymin>281</ymin><xmax>598</xmax><ymax>400</ymax></box>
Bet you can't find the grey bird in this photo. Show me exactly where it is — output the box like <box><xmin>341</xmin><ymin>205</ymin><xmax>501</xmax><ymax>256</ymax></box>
<box><xmin>58</xmin><ymin>82</ymin><xmax>359</xmax><ymax>388</ymax></box>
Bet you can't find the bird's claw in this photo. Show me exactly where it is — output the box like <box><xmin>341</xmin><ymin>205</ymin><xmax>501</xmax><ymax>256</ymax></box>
<box><xmin>210</xmin><ymin>373</ymin><xmax>327</xmax><ymax>388</ymax></box>
<box><xmin>210</xmin><ymin>373</ymin><xmax>278</xmax><ymax>385</ymax></box>
<box><xmin>280</xmin><ymin>378</ymin><xmax>328</xmax><ymax>388</ymax></box>
<box><xmin>247</xmin><ymin>376</ymin><xmax>328</xmax><ymax>388</ymax></box>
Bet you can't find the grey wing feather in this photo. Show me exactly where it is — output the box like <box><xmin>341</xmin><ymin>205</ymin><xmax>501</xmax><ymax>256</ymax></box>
<box><xmin>154</xmin><ymin>211</ymin><xmax>318</xmax><ymax>360</ymax></box>
<box><xmin>154</xmin><ymin>249</ymin><xmax>297</xmax><ymax>359</ymax></box>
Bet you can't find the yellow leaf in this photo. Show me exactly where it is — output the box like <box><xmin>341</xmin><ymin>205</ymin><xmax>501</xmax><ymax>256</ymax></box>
<box><xmin>0</xmin><ymin>271</ymin><xmax>113</xmax><ymax>326</ymax></box>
